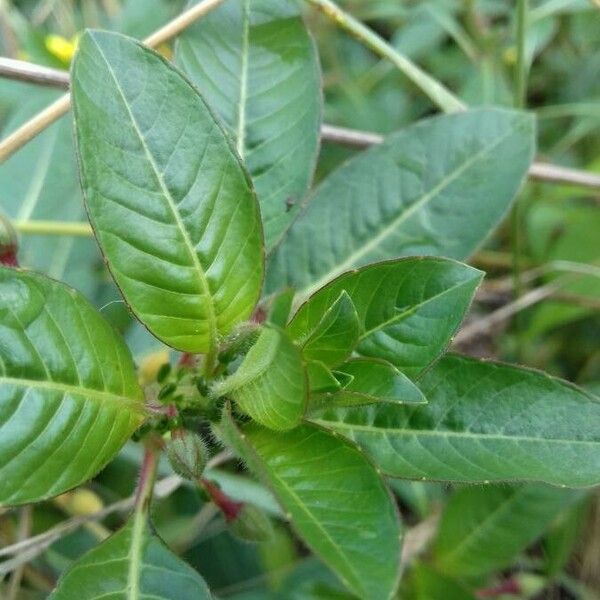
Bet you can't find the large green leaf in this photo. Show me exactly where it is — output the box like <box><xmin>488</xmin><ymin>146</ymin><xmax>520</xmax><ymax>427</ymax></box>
<box><xmin>311</xmin><ymin>354</ymin><xmax>600</xmax><ymax>487</ymax></box>
<box><xmin>267</xmin><ymin>108</ymin><xmax>534</xmax><ymax>296</ymax></box>
<box><xmin>433</xmin><ymin>484</ymin><xmax>582</xmax><ymax>577</ymax></box>
<box><xmin>218</xmin><ymin>409</ymin><xmax>402</xmax><ymax>600</ymax></box>
<box><xmin>212</xmin><ymin>327</ymin><xmax>306</xmax><ymax>430</ymax></box>
<box><xmin>287</xmin><ymin>258</ymin><xmax>482</xmax><ymax>379</ymax></box>
<box><xmin>0</xmin><ymin>268</ymin><xmax>145</xmax><ymax>505</ymax></box>
<box><xmin>0</xmin><ymin>89</ymin><xmax>100</xmax><ymax>297</ymax></box>
<box><xmin>176</xmin><ymin>0</ymin><xmax>322</xmax><ymax>249</ymax></box>
<box><xmin>50</xmin><ymin>516</ymin><xmax>211</xmax><ymax>599</ymax></box>
<box><xmin>71</xmin><ymin>30</ymin><xmax>264</xmax><ymax>355</ymax></box>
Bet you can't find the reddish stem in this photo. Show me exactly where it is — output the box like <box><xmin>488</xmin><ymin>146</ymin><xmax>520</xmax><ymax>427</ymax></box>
<box><xmin>477</xmin><ymin>579</ymin><xmax>521</xmax><ymax>598</ymax></box>
<box><xmin>201</xmin><ymin>478</ymin><xmax>243</xmax><ymax>522</ymax></box>
<box><xmin>0</xmin><ymin>246</ymin><xmax>18</xmax><ymax>267</ymax></box>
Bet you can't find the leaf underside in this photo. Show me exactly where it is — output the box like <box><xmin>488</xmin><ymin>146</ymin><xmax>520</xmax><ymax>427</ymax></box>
<box><xmin>0</xmin><ymin>268</ymin><xmax>144</xmax><ymax>505</ymax></box>
<box><xmin>72</xmin><ymin>30</ymin><xmax>264</xmax><ymax>354</ymax></box>
<box><xmin>176</xmin><ymin>0</ymin><xmax>322</xmax><ymax>249</ymax></box>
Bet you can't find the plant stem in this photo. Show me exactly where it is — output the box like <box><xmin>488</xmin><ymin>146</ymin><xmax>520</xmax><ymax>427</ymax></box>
<box><xmin>0</xmin><ymin>0</ymin><xmax>228</xmax><ymax>164</ymax></box>
<box><xmin>134</xmin><ymin>442</ymin><xmax>160</xmax><ymax>515</ymax></box>
<box><xmin>511</xmin><ymin>0</ymin><xmax>529</xmax><ymax>359</ymax></box>
<box><xmin>13</xmin><ymin>220</ymin><xmax>93</xmax><ymax>237</ymax></box>
<box><xmin>305</xmin><ymin>0</ymin><xmax>466</xmax><ymax>114</ymax></box>
<box><xmin>0</xmin><ymin>57</ymin><xmax>70</xmax><ymax>88</ymax></box>
<box><xmin>514</xmin><ymin>0</ymin><xmax>529</xmax><ymax>110</ymax></box>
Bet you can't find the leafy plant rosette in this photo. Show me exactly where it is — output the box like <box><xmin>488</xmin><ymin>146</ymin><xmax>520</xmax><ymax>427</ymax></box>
<box><xmin>1</xmin><ymin>19</ymin><xmax>599</xmax><ymax>600</ymax></box>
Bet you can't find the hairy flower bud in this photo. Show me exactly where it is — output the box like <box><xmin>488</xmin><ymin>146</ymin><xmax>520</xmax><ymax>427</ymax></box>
<box><xmin>165</xmin><ymin>430</ymin><xmax>208</xmax><ymax>480</ymax></box>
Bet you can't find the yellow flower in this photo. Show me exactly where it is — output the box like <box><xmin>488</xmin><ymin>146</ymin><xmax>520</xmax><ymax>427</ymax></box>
<box><xmin>45</xmin><ymin>34</ymin><xmax>79</xmax><ymax>64</ymax></box>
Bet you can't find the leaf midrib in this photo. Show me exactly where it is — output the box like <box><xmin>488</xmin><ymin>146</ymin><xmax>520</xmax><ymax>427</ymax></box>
<box><xmin>0</xmin><ymin>376</ymin><xmax>144</xmax><ymax>414</ymax></box>
<box><xmin>299</xmin><ymin>127</ymin><xmax>516</xmax><ymax>300</ymax></box>
<box><xmin>90</xmin><ymin>35</ymin><xmax>219</xmax><ymax>354</ymax></box>
<box><xmin>312</xmin><ymin>419</ymin><xmax>600</xmax><ymax>446</ymax></box>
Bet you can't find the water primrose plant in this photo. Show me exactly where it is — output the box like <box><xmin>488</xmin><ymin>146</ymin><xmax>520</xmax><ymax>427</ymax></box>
<box><xmin>0</xmin><ymin>1</ymin><xmax>600</xmax><ymax>599</ymax></box>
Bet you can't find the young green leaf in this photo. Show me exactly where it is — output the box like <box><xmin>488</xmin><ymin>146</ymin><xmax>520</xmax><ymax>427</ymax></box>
<box><xmin>287</xmin><ymin>258</ymin><xmax>482</xmax><ymax>379</ymax></box>
<box><xmin>433</xmin><ymin>484</ymin><xmax>583</xmax><ymax>577</ymax></box>
<box><xmin>322</xmin><ymin>358</ymin><xmax>427</xmax><ymax>406</ymax></box>
<box><xmin>306</xmin><ymin>360</ymin><xmax>343</xmax><ymax>394</ymax></box>
<box><xmin>267</xmin><ymin>287</ymin><xmax>295</xmax><ymax>328</ymax></box>
<box><xmin>212</xmin><ymin>327</ymin><xmax>306</xmax><ymax>430</ymax></box>
<box><xmin>295</xmin><ymin>291</ymin><xmax>360</xmax><ymax>368</ymax></box>
<box><xmin>176</xmin><ymin>0</ymin><xmax>322</xmax><ymax>249</ymax></box>
<box><xmin>266</xmin><ymin>108</ymin><xmax>535</xmax><ymax>296</ymax></box>
<box><xmin>0</xmin><ymin>268</ymin><xmax>145</xmax><ymax>506</ymax></box>
<box><xmin>311</xmin><ymin>354</ymin><xmax>600</xmax><ymax>487</ymax></box>
<box><xmin>217</xmin><ymin>409</ymin><xmax>402</xmax><ymax>600</ymax></box>
<box><xmin>50</xmin><ymin>516</ymin><xmax>211</xmax><ymax>599</ymax></box>
<box><xmin>71</xmin><ymin>30</ymin><xmax>264</xmax><ymax>355</ymax></box>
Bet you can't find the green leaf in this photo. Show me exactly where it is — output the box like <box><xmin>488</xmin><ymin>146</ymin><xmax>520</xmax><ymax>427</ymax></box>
<box><xmin>306</xmin><ymin>360</ymin><xmax>343</xmax><ymax>394</ymax></box>
<box><xmin>266</xmin><ymin>287</ymin><xmax>294</xmax><ymax>328</ymax></box>
<box><xmin>324</xmin><ymin>358</ymin><xmax>427</xmax><ymax>406</ymax></box>
<box><xmin>266</xmin><ymin>108</ymin><xmax>535</xmax><ymax>297</ymax></box>
<box><xmin>287</xmin><ymin>258</ymin><xmax>482</xmax><ymax>379</ymax></box>
<box><xmin>217</xmin><ymin>409</ymin><xmax>402</xmax><ymax>600</ymax></box>
<box><xmin>71</xmin><ymin>30</ymin><xmax>264</xmax><ymax>354</ymax></box>
<box><xmin>0</xmin><ymin>268</ymin><xmax>145</xmax><ymax>506</ymax></box>
<box><xmin>176</xmin><ymin>0</ymin><xmax>322</xmax><ymax>249</ymax></box>
<box><xmin>406</xmin><ymin>564</ymin><xmax>476</xmax><ymax>600</ymax></box>
<box><xmin>311</xmin><ymin>354</ymin><xmax>600</xmax><ymax>487</ymax></box>
<box><xmin>212</xmin><ymin>327</ymin><xmax>306</xmax><ymax>430</ymax></box>
<box><xmin>294</xmin><ymin>291</ymin><xmax>360</xmax><ymax>368</ymax></box>
<box><xmin>50</xmin><ymin>516</ymin><xmax>211</xmax><ymax>599</ymax></box>
<box><xmin>433</xmin><ymin>484</ymin><xmax>583</xmax><ymax>577</ymax></box>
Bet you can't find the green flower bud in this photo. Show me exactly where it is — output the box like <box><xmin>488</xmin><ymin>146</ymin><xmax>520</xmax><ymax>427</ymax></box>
<box><xmin>165</xmin><ymin>431</ymin><xmax>208</xmax><ymax>480</ymax></box>
<box><xmin>229</xmin><ymin>504</ymin><xmax>274</xmax><ymax>543</ymax></box>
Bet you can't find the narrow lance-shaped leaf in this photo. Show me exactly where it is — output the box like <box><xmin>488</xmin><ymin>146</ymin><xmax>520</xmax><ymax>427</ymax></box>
<box><xmin>71</xmin><ymin>30</ymin><xmax>264</xmax><ymax>355</ymax></box>
<box><xmin>212</xmin><ymin>327</ymin><xmax>306</xmax><ymax>431</ymax></box>
<box><xmin>267</xmin><ymin>108</ymin><xmax>535</xmax><ymax>297</ymax></box>
<box><xmin>217</xmin><ymin>407</ymin><xmax>402</xmax><ymax>600</ymax></box>
<box><xmin>321</xmin><ymin>358</ymin><xmax>426</xmax><ymax>407</ymax></box>
<box><xmin>50</xmin><ymin>512</ymin><xmax>211</xmax><ymax>598</ymax></box>
<box><xmin>288</xmin><ymin>258</ymin><xmax>482</xmax><ymax>379</ymax></box>
<box><xmin>295</xmin><ymin>291</ymin><xmax>360</xmax><ymax>368</ymax></box>
<box><xmin>433</xmin><ymin>484</ymin><xmax>583</xmax><ymax>578</ymax></box>
<box><xmin>0</xmin><ymin>268</ymin><xmax>145</xmax><ymax>506</ymax></box>
<box><xmin>311</xmin><ymin>354</ymin><xmax>600</xmax><ymax>487</ymax></box>
<box><xmin>176</xmin><ymin>0</ymin><xmax>322</xmax><ymax>249</ymax></box>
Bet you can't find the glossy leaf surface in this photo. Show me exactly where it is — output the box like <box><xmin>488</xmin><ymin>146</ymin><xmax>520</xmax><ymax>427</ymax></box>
<box><xmin>295</xmin><ymin>291</ymin><xmax>360</xmax><ymax>368</ymax></box>
<box><xmin>433</xmin><ymin>484</ymin><xmax>582</xmax><ymax>577</ymax></box>
<box><xmin>311</xmin><ymin>355</ymin><xmax>600</xmax><ymax>487</ymax></box>
<box><xmin>51</xmin><ymin>516</ymin><xmax>211</xmax><ymax>599</ymax></box>
<box><xmin>327</xmin><ymin>358</ymin><xmax>426</xmax><ymax>406</ymax></box>
<box><xmin>0</xmin><ymin>268</ymin><xmax>144</xmax><ymax>505</ymax></box>
<box><xmin>219</xmin><ymin>412</ymin><xmax>402</xmax><ymax>600</ymax></box>
<box><xmin>213</xmin><ymin>327</ymin><xmax>306</xmax><ymax>430</ymax></box>
<box><xmin>288</xmin><ymin>258</ymin><xmax>482</xmax><ymax>379</ymax></box>
<box><xmin>177</xmin><ymin>0</ymin><xmax>322</xmax><ymax>249</ymax></box>
<box><xmin>72</xmin><ymin>30</ymin><xmax>264</xmax><ymax>354</ymax></box>
<box><xmin>267</xmin><ymin>108</ymin><xmax>534</xmax><ymax>297</ymax></box>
